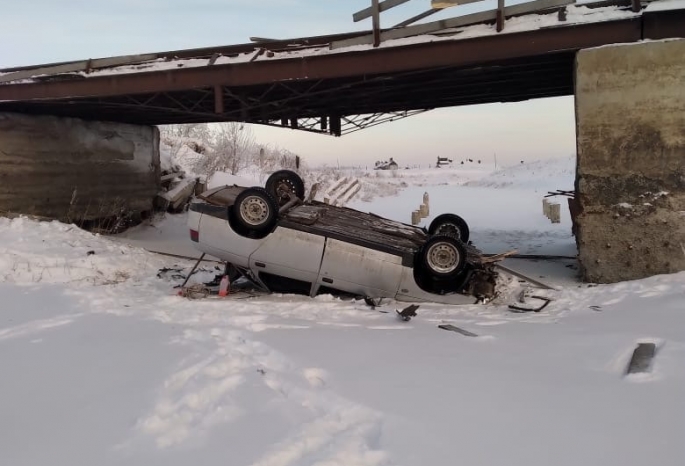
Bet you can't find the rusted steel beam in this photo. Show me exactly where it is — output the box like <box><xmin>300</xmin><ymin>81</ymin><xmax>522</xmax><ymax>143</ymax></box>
<box><xmin>643</xmin><ymin>10</ymin><xmax>685</xmax><ymax>39</ymax></box>
<box><xmin>214</xmin><ymin>85</ymin><xmax>224</xmax><ymax>114</ymax></box>
<box><xmin>330</xmin><ymin>116</ymin><xmax>342</xmax><ymax>137</ymax></box>
<box><xmin>0</xmin><ymin>19</ymin><xmax>644</xmax><ymax>103</ymax></box>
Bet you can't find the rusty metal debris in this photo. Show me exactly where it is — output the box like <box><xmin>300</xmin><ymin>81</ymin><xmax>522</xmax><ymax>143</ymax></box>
<box><xmin>508</xmin><ymin>293</ymin><xmax>553</xmax><ymax>313</ymax></box>
<box><xmin>625</xmin><ymin>342</ymin><xmax>657</xmax><ymax>375</ymax></box>
<box><xmin>396</xmin><ymin>304</ymin><xmax>420</xmax><ymax>321</ymax></box>
<box><xmin>438</xmin><ymin>324</ymin><xmax>479</xmax><ymax>337</ymax></box>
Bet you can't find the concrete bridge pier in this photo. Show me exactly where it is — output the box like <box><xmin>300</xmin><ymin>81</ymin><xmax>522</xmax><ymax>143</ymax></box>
<box><xmin>0</xmin><ymin>113</ymin><xmax>160</xmax><ymax>228</ymax></box>
<box><xmin>574</xmin><ymin>39</ymin><xmax>685</xmax><ymax>283</ymax></box>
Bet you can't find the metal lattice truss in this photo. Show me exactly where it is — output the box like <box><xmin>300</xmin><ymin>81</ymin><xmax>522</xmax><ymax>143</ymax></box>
<box><xmin>263</xmin><ymin>110</ymin><xmax>430</xmax><ymax>135</ymax></box>
<box><xmin>0</xmin><ymin>69</ymin><xmax>442</xmax><ymax>136</ymax></box>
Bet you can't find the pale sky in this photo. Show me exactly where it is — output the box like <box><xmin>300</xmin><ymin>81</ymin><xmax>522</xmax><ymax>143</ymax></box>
<box><xmin>0</xmin><ymin>0</ymin><xmax>576</xmax><ymax>166</ymax></box>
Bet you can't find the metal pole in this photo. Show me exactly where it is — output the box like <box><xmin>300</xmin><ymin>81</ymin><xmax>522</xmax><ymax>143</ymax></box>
<box><xmin>497</xmin><ymin>0</ymin><xmax>505</xmax><ymax>32</ymax></box>
<box><xmin>372</xmin><ymin>0</ymin><xmax>381</xmax><ymax>47</ymax></box>
<box><xmin>180</xmin><ymin>253</ymin><xmax>206</xmax><ymax>289</ymax></box>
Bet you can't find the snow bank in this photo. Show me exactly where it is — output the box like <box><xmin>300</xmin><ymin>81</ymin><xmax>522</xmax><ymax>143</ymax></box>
<box><xmin>466</xmin><ymin>155</ymin><xmax>575</xmax><ymax>191</ymax></box>
<box><xmin>0</xmin><ymin>217</ymin><xmax>166</xmax><ymax>286</ymax></box>
<box><xmin>160</xmin><ymin>138</ymin><xmax>207</xmax><ymax>178</ymax></box>
<box><xmin>207</xmin><ymin>171</ymin><xmax>261</xmax><ymax>189</ymax></box>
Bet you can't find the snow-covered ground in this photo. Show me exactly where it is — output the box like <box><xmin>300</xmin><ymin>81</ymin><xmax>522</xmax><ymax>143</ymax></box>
<box><xmin>2</xmin><ymin>157</ymin><xmax>684</xmax><ymax>466</ymax></box>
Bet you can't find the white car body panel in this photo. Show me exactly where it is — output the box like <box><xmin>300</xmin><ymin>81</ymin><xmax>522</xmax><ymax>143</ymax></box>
<box><xmin>396</xmin><ymin>268</ymin><xmax>477</xmax><ymax>305</ymax></box>
<box><xmin>317</xmin><ymin>238</ymin><xmax>403</xmax><ymax>298</ymax></box>
<box><xmin>196</xmin><ymin>211</ymin><xmax>263</xmax><ymax>267</ymax></box>
<box><xmin>249</xmin><ymin>227</ymin><xmax>325</xmax><ymax>286</ymax></box>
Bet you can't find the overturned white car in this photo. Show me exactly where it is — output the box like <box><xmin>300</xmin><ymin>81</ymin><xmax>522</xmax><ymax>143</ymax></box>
<box><xmin>188</xmin><ymin>170</ymin><xmax>499</xmax><ymax>304</ymax></box>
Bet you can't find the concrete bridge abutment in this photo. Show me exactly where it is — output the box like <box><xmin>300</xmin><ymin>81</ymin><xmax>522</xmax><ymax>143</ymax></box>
<box><xmin>575</xmin><ymin>39</ymin><xmax>685</xmax><ymax>283</ymax></box>
<box><xmin>0</xmin><ymin>113</ymin><xmax>160</xmax><ymax>227</ymax></box>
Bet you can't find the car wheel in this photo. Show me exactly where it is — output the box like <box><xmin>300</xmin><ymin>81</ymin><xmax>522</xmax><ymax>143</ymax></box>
<box><xmin>419</xmin><ymin>235</ymin><xmax>467</xmax><ymax>280</ymax></box>
<box><xmin>232</xmin><ymin>187</ymin><xmax>278</xmax><ymax>235</ymax></box>
<box><xmin>428</xmin><ymin>213</ymin><xmax>470</xmax><ymax>243</ymax></box>
<box><xmin>265</xmin><ymin>170</ymin><xmax>305</xmax><ymax>206</ymax></box>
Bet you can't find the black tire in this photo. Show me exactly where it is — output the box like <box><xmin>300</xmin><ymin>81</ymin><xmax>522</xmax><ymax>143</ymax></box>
<box><xmin>265</xmin><ymin>170</ymin><xmax>305</xmax><ymax>207</ymax></box>
<box><xmin>419</xmin><ymin>235</ymin><xmax>467</xmax><ymax>280</ymax></box>
<box><xmin>232</xmin><ymin>187</ymin><xmax>278</xmax><ymax>235</ymax></box>
<box><xmin>428</xmin><ymin>213</ymin><xmax>470</xmax><ymax>243</ymax></box>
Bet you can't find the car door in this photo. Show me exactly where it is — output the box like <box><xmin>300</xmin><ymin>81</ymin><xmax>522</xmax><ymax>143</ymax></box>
<box><xmin>248</xmin><ymin>226</ymin><xmax>326</xmax><ymax>288</ymax></box>
<box><xmin>316</xmin><ymin>238</ymin><xmax>404</xmax><ymax>298</ymax></box>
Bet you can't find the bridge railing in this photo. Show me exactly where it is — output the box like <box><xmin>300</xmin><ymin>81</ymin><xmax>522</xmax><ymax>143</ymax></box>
<box><xmin>334</xmin><ymin>0</ymin><xmax>643</xmax><ymax>49</ymax></box>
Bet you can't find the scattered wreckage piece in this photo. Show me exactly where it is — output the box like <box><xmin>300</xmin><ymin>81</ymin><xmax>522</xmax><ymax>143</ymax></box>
<box><xmin>157</xmin><ymin>178</ymin><xmax>197</xmax><ymax>212</ymax></box>
<box><xmin>625</xmin><ymin>342</ymin><xmax>657</xmax><ymax>375</ymax></box>
<box><xmin>508</xmin><ymin>293</ymin><xmax>553</xmax><ymax>313</ymax></box>
<box><xmin>187</xmin><ymin>170</ymin><xmax>504</xmax><ymax>305</ymax></box>
<box><xmin>180</xmin><ymin>252</ymin><xmax>206</xmax><ymax>288</ymax></box>
<box><xmin>495</xmin><ymin>263</ymin><xmax>556</xmax><ymax>290</ymax></box>
<box><xmin>178</xmin><ymin>283</ymin><xmax>211</xmax><ymax>299</ymax></box>
<box><xmin>438</xmin><ymin>324</ymin><xmax>479</xmax><ymax>337</ymax></box>
<box><xmin>364</xmin><ymin>297</ymin><xmax>385</xmax><ymax>309</ymax></box>
<box><xmin>396</xmin><ymin>304</ymin><xmax>420</xmax><ymax>321</ymax></box>
<box><xmin>155</xmin><ymin>167</ymin><xmax>200</xmax><ymax>213</ymax></box>
<box><xmin>481</xmin><ymin>250</ymin><xmax>518</xmax><ymax>264</ymax></box>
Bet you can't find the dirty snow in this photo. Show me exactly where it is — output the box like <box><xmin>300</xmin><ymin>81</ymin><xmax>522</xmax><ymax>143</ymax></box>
<box><xmin>2</xmin><ymin>156</ymin><xmax>684</xmax><ymax>466</ymax></box>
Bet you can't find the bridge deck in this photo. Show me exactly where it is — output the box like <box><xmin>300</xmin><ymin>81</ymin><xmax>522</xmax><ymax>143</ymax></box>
<box><xmin>0</xmin><ymin>4</ymin><xmax>682</xmax><ymax>135</ymax></box>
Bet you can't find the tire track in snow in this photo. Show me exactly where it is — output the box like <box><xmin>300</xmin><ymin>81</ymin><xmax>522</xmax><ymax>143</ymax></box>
<box><xmin>75</xmin><ymin>281</ymin><xmax>391</xmax><ymax>463</ymax></box>
<box><xmin>133</xmin><ymin>329</ymin><xmax>249</xmax><ymax>448</ymax></box>
<box><xmin>0</xmin><ymin>313</ymin><xmax>84</xmax><ymax>342</ymax></box>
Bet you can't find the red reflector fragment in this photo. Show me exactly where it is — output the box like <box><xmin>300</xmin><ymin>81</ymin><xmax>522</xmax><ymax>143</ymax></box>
<box><xmin>190</xmin><ymin>229</ymin><xmax>199</xmax><ymax>242</ymax></box>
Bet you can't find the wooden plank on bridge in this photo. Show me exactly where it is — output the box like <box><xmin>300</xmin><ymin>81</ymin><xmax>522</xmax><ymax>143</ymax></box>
<box><xmin>353</xmin><ymin>0</ymin><xmax>413</xmax><ymax>22</ymax></box>
<box><xmin>332</xmin><ymin>0</ymin><xmax>576</xmax><ymax>49</ymax></box>
<box><xmin>395</xmin><ymin>0</ymin><xmax>485</xmax><ymax>27</ymax></box>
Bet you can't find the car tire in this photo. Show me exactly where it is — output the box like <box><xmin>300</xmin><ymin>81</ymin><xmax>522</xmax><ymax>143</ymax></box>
<box><xmin>232</xmin><ymin>187</ymin><xmax>278</xmax><ymax>236</ymax></box>
<box><xmin>428</xmin><ymin>213</ymin><xmax>470</xmax><ymax>243</ymax></box>
<box><xmin>265</xmin><ymin>170</ymin><xmax>305</xmax><ymax>206</ymax></box>
<box><xmin>419</xmin><ymin>235</ymin><xmax>467</xmax><ymax>280</ymax></box>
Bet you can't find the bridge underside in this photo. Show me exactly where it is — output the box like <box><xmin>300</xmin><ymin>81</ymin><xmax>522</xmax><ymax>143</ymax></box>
<box><xmin>0</xmin><ymin>52</ymin><xmax>574</xmax><ymax>135</ymax></box>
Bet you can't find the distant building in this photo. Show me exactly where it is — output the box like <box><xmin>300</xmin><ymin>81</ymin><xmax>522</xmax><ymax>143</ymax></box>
<box><xmin>374</xmin><ymin>157</ymin><xmax>399</xmax><ymax>170</ymax></box>
<box><xmin>436</xmin><ymin>156</ymin><xmax>453</xmax><ymax>168</ymax></box>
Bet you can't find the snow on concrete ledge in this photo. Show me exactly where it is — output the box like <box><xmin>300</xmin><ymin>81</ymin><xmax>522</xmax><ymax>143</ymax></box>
<box><xmin>645</xmin><ymin>0</ymin><xmax>685</xmax><ymax>11</ymax></box>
